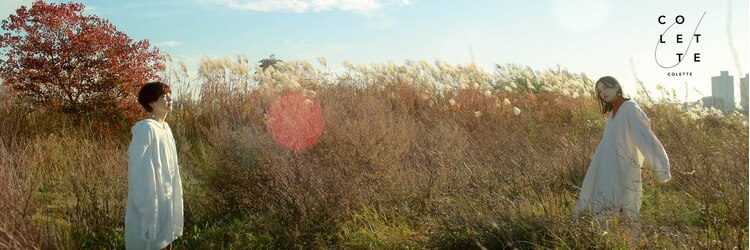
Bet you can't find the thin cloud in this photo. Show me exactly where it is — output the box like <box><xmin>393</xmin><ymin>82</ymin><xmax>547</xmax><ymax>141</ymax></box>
<box><xmin>158</xmin><ymin>41</ymin><xmax>184</xmax><ymax>47</ymax></box>
<box><xmin>367</xmin><ymin>13</ymin><xmax>395</xmax><ymax>29</ymax></box>
<box><xmin>199</xmin><ymin>0</ymin><xmax>410</xmax><ymax>14</ymax></box>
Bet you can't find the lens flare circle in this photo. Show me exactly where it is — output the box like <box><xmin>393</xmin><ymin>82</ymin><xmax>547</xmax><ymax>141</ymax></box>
<box><xmin>266</xmin><ymin>92</ymin><xmax>324</xmax><ymax>151</ymax></box>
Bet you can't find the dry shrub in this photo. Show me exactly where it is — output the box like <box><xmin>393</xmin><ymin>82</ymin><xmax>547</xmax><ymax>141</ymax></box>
<box><xmin>0</xmin><ymin>142</ymin><xmax>40</xmax><ymax>249</ymax></box>
<box><xmin>2</xmin><ymin>58</ymin><xmax>747</xmax><ymax>248</ymax></box>
<box><xmin>15</xmin><ymin>129</ymin><xmax>127</xmax><ymax>248</ymax></box>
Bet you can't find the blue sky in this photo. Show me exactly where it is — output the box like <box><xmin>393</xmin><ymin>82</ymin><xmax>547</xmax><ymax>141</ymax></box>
<box><xmin>2</xmin><ymin>0</ymin><xmax>748</xmax><ymax>102</ymax></box>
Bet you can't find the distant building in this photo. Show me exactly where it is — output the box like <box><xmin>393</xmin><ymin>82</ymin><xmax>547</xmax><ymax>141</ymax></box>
<box><xmin>711</xmin><ymin>71</ymin><xmax>735</xmax><ymax>112</ymax></box>
<box><xmin>741</xmin><ymin>74</ymin><xmax>749</xmax><ymax>112</ymax></box>
<box><xmin>702</xmin><ymin>96</ymin><xmax>727</xmax><ymax>110</ymax></box>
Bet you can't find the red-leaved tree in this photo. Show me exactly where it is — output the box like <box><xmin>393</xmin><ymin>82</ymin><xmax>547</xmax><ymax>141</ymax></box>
<box><xmin>0</xmin><ymin>1</ymin><xmax>163</xmax><ymax>125</ymax></box>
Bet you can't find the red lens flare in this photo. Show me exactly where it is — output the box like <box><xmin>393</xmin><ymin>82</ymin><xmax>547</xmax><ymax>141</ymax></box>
<box><xmin>266</xmin><ymin>92</ymin><xmax>325</xmax><ymax>151</ymax></box>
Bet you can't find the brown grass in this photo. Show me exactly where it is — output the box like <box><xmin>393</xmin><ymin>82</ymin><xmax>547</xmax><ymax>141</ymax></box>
<box><xmin>1</xmin><ymin>61</ymin><xmax>747</xmax><ymax>249</ymax></box>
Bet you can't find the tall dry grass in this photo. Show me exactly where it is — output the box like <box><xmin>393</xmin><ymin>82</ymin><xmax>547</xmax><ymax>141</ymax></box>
<box><xmin>0</xmin><ymin>58</ymin><xmax>747</xmax><ymax>249</ymax></box>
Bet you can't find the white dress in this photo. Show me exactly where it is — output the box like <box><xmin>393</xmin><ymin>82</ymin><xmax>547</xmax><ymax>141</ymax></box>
<box><xmin>574</xmin><ymin>101</ymin><xmax>671</xmax><ymax>220</ymax></box>
<box><xmin>125</xmin><ymin>119</ymin><xmax>184</xmax><ymax>250</ymax></box>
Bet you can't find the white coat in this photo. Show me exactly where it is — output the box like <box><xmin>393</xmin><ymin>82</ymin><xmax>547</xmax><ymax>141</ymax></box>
<box><xmin>574</xmin><ymin>100</ymin><xmax>671</xmax><ymax>220</ymax></box>
<box><xmin>125</xmin><ymin>119</ymin><xmax>184</xmax><ymax>249</ymax></box>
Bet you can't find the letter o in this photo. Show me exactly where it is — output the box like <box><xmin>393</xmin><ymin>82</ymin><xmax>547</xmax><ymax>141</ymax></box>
<box><xmin>676</xmin><ymin>15</ymin><xmax>685</xmax><ymax>24</ymax></box>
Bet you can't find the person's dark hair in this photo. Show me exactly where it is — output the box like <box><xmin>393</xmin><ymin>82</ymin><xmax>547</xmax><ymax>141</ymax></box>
<box><xmin>595</xmin><ymin>76</ymin><xmax>630</xmax><ymax>114</ymax></box>
<box><xmin>137</xmin><ymin>81</ymin><xmax>171</xmax><ymax>112</ymax></box>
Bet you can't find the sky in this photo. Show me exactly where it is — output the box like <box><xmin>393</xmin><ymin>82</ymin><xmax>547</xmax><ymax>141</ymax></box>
<box><xmin>2</xmin><ymin>0</ymin><xmax>749</xmax><ymax>102</ymax></box>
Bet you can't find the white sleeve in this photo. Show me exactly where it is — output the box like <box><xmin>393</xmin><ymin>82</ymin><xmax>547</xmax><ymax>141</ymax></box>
<box><xmin>127</xmin><ymin>123</ymin><xmax>159</xmax><ymax>241</ymax></box>
<box><xmin>627</xmin><ymin>103</ymin><xmax>671</xmax><ymax>183</ymax></box>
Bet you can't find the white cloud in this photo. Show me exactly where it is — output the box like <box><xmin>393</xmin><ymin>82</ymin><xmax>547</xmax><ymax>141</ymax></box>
<box><xmin>366</xmin><ymin>13</ymin><xmax>395</xmax><ymax>29</ymax></box>
<box><xmin>0</xmin><ymin>0</ymin><xmax>33</xmax><ymax>21</ymax></box>
<box><xmin>157</xmin><ymin>41</ymin><xmax>184</xmax><ymax>47</ymax></box>
<box><xmin>199</xmin><ymin>0</ymin><xmax>410</xmax><ymax>14</ymax></box>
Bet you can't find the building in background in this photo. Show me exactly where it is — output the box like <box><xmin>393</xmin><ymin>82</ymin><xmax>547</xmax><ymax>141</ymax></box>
<box><xmin>701</xmin><ymin>96</ymin><xmax>727</xmax><ymax>109</ymax></box>
<box><xmin>741</xmin><ymin>74</ymin><xmax>748</xmax><ymax>112</ymax></box>
<box><xmin>710</xmin><ymin>71</ymin><xmax>735</xmax><ymax>112</ymax></box>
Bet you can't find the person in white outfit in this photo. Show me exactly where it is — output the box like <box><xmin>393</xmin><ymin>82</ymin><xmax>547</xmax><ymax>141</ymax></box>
<box><xmin>574</xmin><ymin>76</ymin><xmax>671</xmax><ymax>224</ymax></box>
<box><xmin>125</xmin><ymin>81</ymin><xmax>184</xmax><ymax>250</ymax></box>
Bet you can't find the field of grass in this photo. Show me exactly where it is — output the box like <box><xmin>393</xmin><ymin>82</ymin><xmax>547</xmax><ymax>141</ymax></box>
<box><xmin>0</xmin><ymin>58</ymin><xmax>747</xmax><ymax>249</ymax></box>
